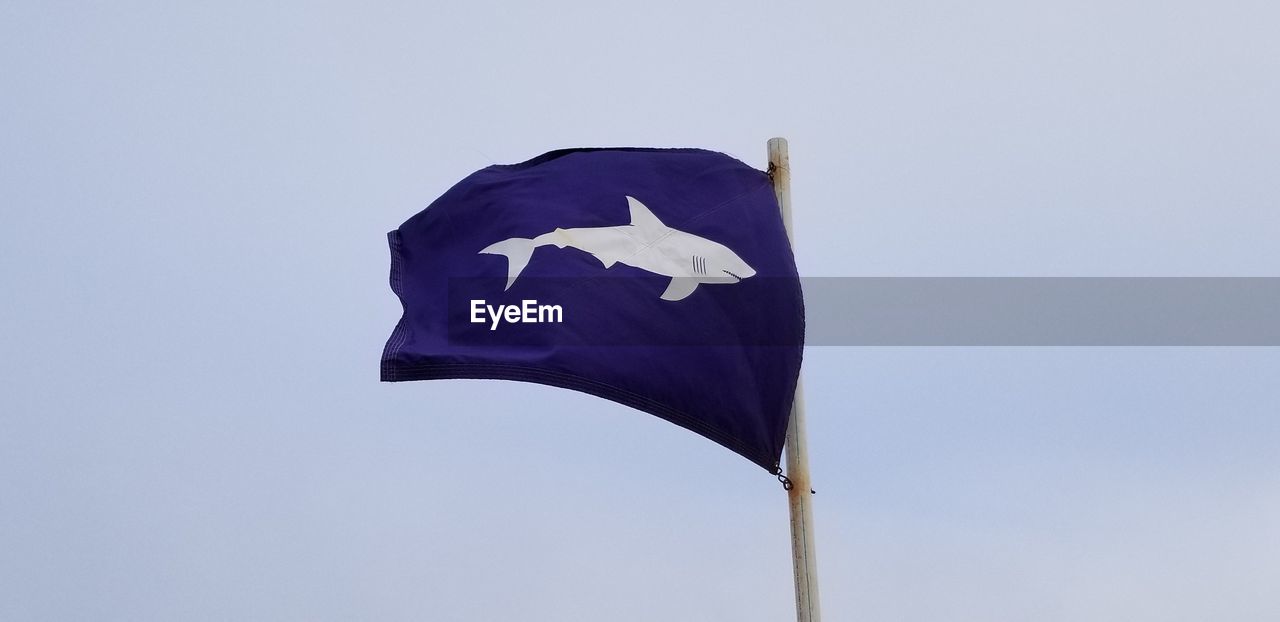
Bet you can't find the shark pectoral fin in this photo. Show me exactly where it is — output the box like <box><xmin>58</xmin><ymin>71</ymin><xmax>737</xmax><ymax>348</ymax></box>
<box><xmin>660</xmin><ymin>277</ymin><xmax>699</xmax><ymax>301</ymax></box>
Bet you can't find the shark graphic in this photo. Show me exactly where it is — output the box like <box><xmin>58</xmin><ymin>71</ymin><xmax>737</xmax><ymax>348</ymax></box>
<box><xmin>479</xmin><ymin>196</ymin><xmax>756</xmax><ymax>301</ymax></box>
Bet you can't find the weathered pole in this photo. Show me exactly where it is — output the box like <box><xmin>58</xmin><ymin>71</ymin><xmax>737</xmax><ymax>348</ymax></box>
<box><xmin>768</xmin><ymin>137</ymin><xmax>821</xmax><ymax>622</ymax></box>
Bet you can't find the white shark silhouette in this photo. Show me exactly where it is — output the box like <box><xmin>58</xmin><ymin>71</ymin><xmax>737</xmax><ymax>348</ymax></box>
<box><xmin>479</xmin><ymin>196</ymin><xmax>756</xmax><ymax>301</ymax></box>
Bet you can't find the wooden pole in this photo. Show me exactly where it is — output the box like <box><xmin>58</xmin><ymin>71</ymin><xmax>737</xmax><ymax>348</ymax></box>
<box><xmin>768</xmin><ymin>137</ymin><xmax>821</xmax><ymax>622</ymax></box>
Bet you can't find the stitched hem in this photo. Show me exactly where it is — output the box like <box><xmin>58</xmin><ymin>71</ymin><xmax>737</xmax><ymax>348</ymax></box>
<box><xmin>380</xmin><ymin>230</ymin><xmax>412</xmax><ymax>368</ymax></box>
<box><xmin>485</xmin><ymin>147</ymin><xmax>752</xmax><ymax>172</ymax></box>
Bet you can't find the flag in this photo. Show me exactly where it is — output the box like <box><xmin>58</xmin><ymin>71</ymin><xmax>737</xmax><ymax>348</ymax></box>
<box><xmin>381</xmin><ymin>147</ymin><xmax>804</xmax><ymax>471</ymax></box>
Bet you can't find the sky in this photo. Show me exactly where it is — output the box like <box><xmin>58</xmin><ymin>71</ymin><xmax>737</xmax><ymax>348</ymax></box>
<box><xmin>2</xmin><ymin>1</ymin><xmax>1278</xmax><ymax>620</ymax></box>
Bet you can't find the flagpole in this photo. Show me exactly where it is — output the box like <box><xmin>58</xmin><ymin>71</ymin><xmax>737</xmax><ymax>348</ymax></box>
<box><xmin>768</xmin><ymin>137</ymin><xmax>822</xmax><ymax>622</ymax></box>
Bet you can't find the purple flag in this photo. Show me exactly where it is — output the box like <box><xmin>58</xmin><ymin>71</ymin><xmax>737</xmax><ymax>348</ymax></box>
<box><xmin>381</xmin><ymin>148</ymin><xmax>804</xmax><ymax>471</ymax></box>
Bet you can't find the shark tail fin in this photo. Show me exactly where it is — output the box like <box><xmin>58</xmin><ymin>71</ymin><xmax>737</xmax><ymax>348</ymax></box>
<box><xmin>479</xmin><ymin>237</ymin><xmax>537</xmax><ymax>290</ymax></box>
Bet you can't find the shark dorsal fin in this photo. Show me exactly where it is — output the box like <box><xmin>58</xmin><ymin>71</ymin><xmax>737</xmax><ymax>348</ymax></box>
<box><xmin>626</xmin><ymin>196</ymin><xmax>668</xmax><ymax>240</ymax></box>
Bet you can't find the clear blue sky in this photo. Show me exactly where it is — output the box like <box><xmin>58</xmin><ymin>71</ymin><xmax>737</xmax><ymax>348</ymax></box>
<box><xmin>2</xmin><ymin>2</ymin><xmax>1277</xmax><ymax>620</ymax></box>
